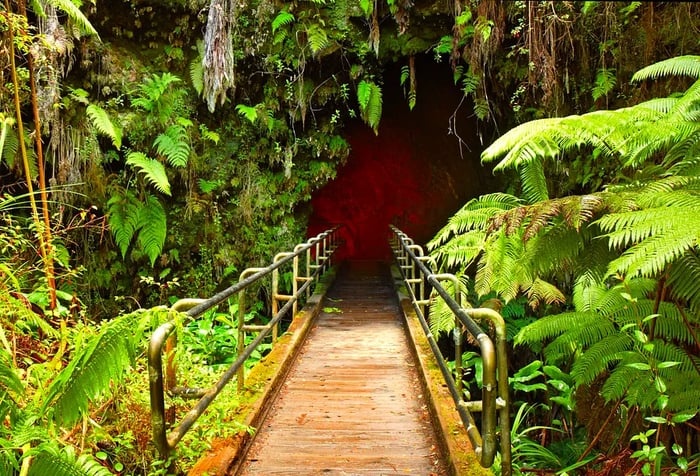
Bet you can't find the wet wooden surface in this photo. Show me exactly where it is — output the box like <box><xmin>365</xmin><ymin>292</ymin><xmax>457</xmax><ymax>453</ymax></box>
<box><xmin>234</xmin><ymin>261</ymin><xmax>446</xmax><ymax>475</ymax></box>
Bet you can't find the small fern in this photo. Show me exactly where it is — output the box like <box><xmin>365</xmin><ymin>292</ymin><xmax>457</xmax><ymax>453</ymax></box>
<box><xmin>126</xmin><ymin>151</ymin><xmax>171</xmax><ymax>196</ymax></box>
<box><xmin>153</xmin><ymin>123</ymin><xmax>191</xmax><ymax>168</ymax></box>
<box><xmin>272</xmin><ymin>10</ymin><xmax>295</xmax><ymax>33</ymax></box>
<box><xmin>357</xmin><ymin>80</ymin><xmax>382</xmax><ymax>134</ymax></box>
<box><xmin>107</xmin><ymin>190</ymin><xmax>141</xmax><ymax>258</ymax></box>
<box><xmin>86</xmin><ymin>104</ymin><xmax>122</xmax><ymax>149</ymax></box>
<box><xmin>136</xmin><ymin>194</ymin><xmax>167</xmax><ymax>266</ymax></box>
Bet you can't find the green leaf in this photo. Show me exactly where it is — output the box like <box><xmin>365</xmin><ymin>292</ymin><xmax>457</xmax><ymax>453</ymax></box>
<box><xmin>153</xmin><ymin>124</ymin><xmax>190</xmax><ymax>168</ymax></box>
<box><xmin>626</xmin><ymin>362</ymin><xmax>651</xmax><ymax>371</ymax></box>
<box><xmin>136</xmin><ymin>194</ymin><xmax>167</xmax><ymax>267</ymax></box>
<box><xmin>235</xmin><ymin>104</ymin><xmax>258</xmax><ymax>124</ymax></box>
<box><xmin>357</xmin><ymin>80</ymin><xmax>382</xmax><ymax>134</ymax></box>
<box><xmin>272</xmin><ymin>10</ymin><xmax>295</xmax><ymax>33</ymax></box>
<box><xmin>86</xmin><ymin>104</ymin><xmax>122</xmax><ymax>149</ymax></box>
<box><xmin>126</xmin><ymin>151</ymin><xmax>171</xmax><ymax>195</ymax></box>
<box><xmin>107</xmin><ymin>190</ymin><xmax>141</xmax><ymax>258</ymax></box>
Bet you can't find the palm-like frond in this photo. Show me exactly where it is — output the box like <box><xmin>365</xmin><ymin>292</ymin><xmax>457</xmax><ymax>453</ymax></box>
<box><xmin>28</xmin><ymin>444</ymin><xmax>115</xmax><ymax>476</ymax></box>
<box><xmin>43</xmin><ymin>0</ymin><xmax>100</xmax><ymax>38</ymax></box>
<box><xmin>631</xmin><ymin>55</ymin><xmax>700</xmax><ymax>82</ymax></box>
<box><xmin>42</xmin><ymin>309</ymin><xmax>154</xmax><ymax>427</ymax></box>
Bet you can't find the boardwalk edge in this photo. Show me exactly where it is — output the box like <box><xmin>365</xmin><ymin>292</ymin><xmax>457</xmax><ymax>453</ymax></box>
<box><xmin>188</xmin><ymin>268</ymin><xmax>337</xmax><ymax>476</ymax></box>
<box><xmin>391</xmin><ymin>265</ymin><xmax>494</xmax><ymax>476</ymax></box>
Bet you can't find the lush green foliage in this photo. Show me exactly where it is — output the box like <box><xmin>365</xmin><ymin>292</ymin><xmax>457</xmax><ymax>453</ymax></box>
<box><xmin>432</xmin><ymin>56</ymin><xmax>700</xmax><ymax>473</ymax></box>
<box><xmin>3</xmin><ymin>0</ymin><xmax>700</xmax><ymax>474</ymax></box>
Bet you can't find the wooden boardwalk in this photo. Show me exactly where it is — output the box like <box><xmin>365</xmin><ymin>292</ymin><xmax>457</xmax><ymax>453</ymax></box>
<box><xmin>233</xmin><ymin>261</ymin><xmax>447</xmax><ymax>475</ymax></box>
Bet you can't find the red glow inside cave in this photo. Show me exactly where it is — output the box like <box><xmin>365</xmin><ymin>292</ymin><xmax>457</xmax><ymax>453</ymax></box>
<box><xmin>307</xmin><ymin>58</ymin><xmax>494</xmax><ymax>261</ymax></box>
<box><xmin>308</xmin><ymin>124</ymin><xmax>429</xmax><ymax>260</ymax></box>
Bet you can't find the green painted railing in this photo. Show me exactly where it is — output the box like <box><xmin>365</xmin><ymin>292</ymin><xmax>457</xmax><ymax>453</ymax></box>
<box><xmin>390</xmin><ymin>225</ymin><xmax>512</xmax><ymax>476</ymax></box>
<box><xmin>148</xmin><ymin>227</ymin><xmax>341</xmax><ymax>460</ymax></box>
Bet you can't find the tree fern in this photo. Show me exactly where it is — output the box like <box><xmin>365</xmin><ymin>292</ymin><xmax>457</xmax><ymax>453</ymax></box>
<box><xmin>86</xmin><ymin>104</ymin><xmax>122</xmax><ymax>149</ymax></box>
<box><xmin>136</xmin><ymin>194</ymin><xmax>167</xmax><ymax>266</ymax></box>
<box><xmin>631</xmin><ymin>55</ymin><xmax>700</xmax><ymax>82</ymax></box>
<box><xmin>107</xmin><ymin>189</ymin><xmax>141</xmax><ymax>258</ymax></box>
<box><xmin>125</xmin><ymin>151</ymin><xmax>171</xmax><ymax>196</ymax></box>
<box><xmin>42</xmin><ymin>309</ymin><xmax>155</xmax><ymax>427</ymax></box>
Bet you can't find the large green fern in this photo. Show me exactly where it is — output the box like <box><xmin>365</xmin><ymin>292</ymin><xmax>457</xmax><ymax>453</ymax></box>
<box><xmin>42</xmin><ymin>309</ymin><xmax>157</xmax><ymax>427</ymax></box>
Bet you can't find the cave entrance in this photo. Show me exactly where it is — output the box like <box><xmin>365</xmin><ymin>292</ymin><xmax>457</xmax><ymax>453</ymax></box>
<box><xmin>308</xmin><ymin>56</ymin><xmax>495</xmax><ymax>261</ymax></box>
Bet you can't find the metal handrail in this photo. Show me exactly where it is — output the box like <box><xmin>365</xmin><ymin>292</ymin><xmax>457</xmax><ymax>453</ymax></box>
<box><xmin>389</xmin><ymin>225</ymin><xmax>512</xmax><ymax>475</ymax></box>
<box><xmin>148</xmin><ymin>227</ymin><xmax>341</xmax><ymax>460</ymax></box>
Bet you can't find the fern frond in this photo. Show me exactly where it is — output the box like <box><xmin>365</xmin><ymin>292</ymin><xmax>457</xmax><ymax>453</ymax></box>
<box><xmin>601</xmin><ymin>364</ymin><xmax>640</xmax><ymax>403</ymax></box>
<box><xmin>272</xmin><ymin>10</ymin><xmax>295</xmax><ymax>33</ymax></box>
<box><xmin>136</xmin><ymin>194</ymin><xmax>167</xmax><ymax>266</ymax></box>
<box><xmin>631</xmin><ymin>55</ymin><xmax>700</xmax><ymax>82</ymax></box>
<box><xmin>106</xmin><ymin>190</ymin><xmax>141</xmax><ymax>258</ymax></box>
<box><xmin>571</xmin><ymin>332</ymin><xmax>633</xmax><ymax>385</ymax></box>
<box><xmin>525</xmin><ymin>278</ymin><xmax>565</xmax><ymax>308</ymax></box>
<box><xmin>29</xmin><ymin>444</ymin><xmax>115</xmax><ymax>476</ymax></box>
<box><xmin>45</xmin><ymin>0</ymin><xmax>99</xmax><ymax>38</ymax></box>
<box><xmin>0</xmin><ymin>348</ymin><xmax>23</xmax><ymax>399</ymax></box>
<box><xmin>604</xmin><ymin>213</ymin><xmax>698</xmax><ymax>278</ymax></box>
<box><xmin>544</xmin><ymin>317</ymin><xmax>616</xmax><ymax>364</ymax></box>
<box><xmin>357</xmin><ymin>80</ymin><xmax>382</xmax><ymax>134</ymax></box>
<box><xmin>430</xmin><ymin>231</ymin><xmax>486</xmax><ymax>271</ymax></box>
<box><xmin>153</xmin><ymin>124</ymin><xmax>190</xmax><ymax>168</ymax></box>
<box><xmin>43</xmin><ymin>310</ymin><xmax>152</xmax><ymax>427</ymax></box>
<box><xmin>306</xmin><ymin>23</ymin><xmax>330</xmax><ymax>56</ymax></box>
<box><xmin>189</xmin><ymin>52</ymin><xmax>204</xmax><ymax>96</ymax></box>
<box><xmin>429</xmin><ymin>193</ymin><xmax>521</xmax><ymax>249</ymax></box>
<box><xmin>572</xmin><ymin>269</ymin><xmax>607</xmax><ymax>312</ymax></box>
<box><xmin>126</xmin><ymin>151</ymin><xmax>171</xmax><ymax>196</ymax></box>
<box><xmin>667</xmin><ymin>251</ymin><xmax>700</xmax><ymax>311</ymax></box>
<box><xmin>86</xmin><ymin>105</ymin><xmax>122</xmax><ymax>149</ymax></box>
<box><xmin>519</xmin><ymin>160</ymin><xmax>549</xmax><ymax>203</ymax></box>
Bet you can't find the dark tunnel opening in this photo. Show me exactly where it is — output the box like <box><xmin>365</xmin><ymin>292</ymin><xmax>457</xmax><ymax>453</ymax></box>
<box><xmin>308</xmin><ymin>55</ymin><xmax>498</xmax><ymax>261</ymax></box>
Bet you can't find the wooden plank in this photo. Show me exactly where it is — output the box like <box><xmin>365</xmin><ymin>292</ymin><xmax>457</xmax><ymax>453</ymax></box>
<box><xmin>234</xmin><ymin>261</ymin><xmax>446</xmax><ymax>475</ymax></box>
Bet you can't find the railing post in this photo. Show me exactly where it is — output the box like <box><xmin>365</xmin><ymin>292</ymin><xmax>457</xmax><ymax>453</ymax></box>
<box><xmin>238</xmin><ymin>267</ymin><xmax>265</xmax><ymax>393</ymax></box>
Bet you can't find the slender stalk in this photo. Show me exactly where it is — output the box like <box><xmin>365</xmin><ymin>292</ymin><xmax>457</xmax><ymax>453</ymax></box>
<box><xmin>18</xmin><ymin>0</ymin><xmax>57</xmax><ymax>311</ymax></box>
<box><xmin>577</xmin><ymin>398</ymin><xmax>622</xmax><ymax>462</ymax></box>
<box><xmin>6</xmin><ymin>0</ymin><xmax>52</xmax><ymax>296</ymax></box>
